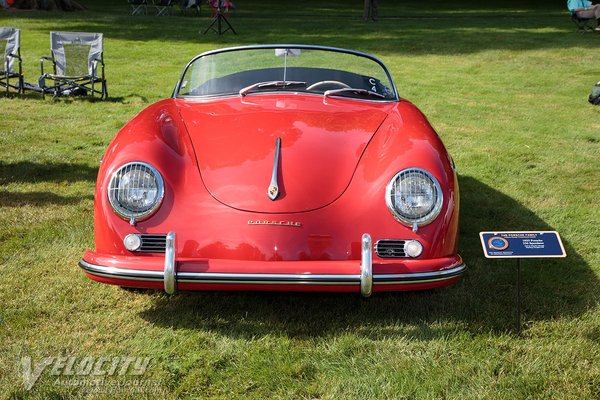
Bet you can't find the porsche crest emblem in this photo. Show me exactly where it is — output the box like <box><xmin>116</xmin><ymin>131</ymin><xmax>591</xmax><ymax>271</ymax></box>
<box><xmin>267</xmin><ymin>137</ymin><xmax>281</xmax><ymax>201</ymax></box>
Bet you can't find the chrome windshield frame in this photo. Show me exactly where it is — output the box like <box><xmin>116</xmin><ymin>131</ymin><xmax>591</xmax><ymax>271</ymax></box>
<box><xmin>172</xmin><ymin>44</ymin><xmax>400</xmax><ymax>101</ymax></box>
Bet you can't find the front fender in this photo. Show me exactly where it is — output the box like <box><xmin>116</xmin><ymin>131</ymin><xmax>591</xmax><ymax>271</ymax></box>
<box><xmin>337</xmin><ymin>100</ymin><xmax>459</xmax><ymax>258</ymax></box>
<box><xmin>94</xmin><ymin>99</ymin><xmax>203</xmax><ymax>254</ymax></box>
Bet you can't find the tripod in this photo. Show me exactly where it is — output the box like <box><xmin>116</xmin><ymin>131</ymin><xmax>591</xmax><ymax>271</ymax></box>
<box><xmin>203</xmin><ymin>1</ymin><xmax>237</xmax><ymax>35</ymax></box>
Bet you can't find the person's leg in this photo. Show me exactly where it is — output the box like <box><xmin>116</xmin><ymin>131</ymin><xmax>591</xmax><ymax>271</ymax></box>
<box><xmin>574</xmin><ymin>9</ymin><xmax>593</xmax><ymax>19</ymax></box>
<box><xmin>590</xmin><ymin>5</ymin><xmax>600</xmax><ymax>30</ymax></box>
<box><xmin>371</xmin><ymin>0</ymin><xmax>378</xmax><ymax>21</ymax></box>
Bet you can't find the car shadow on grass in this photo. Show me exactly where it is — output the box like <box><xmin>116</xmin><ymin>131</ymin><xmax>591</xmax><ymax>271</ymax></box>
<box><xmin>0</xmin><ymin>190</ymin><xmax>93</xmax><ymax>207</ymax></box>
<box><xmin>139</xmin><ymin>175</ymin><xmax>598</xmax><ymax>339</ymax></box>
<box><xmin>0</xmin><ymin>161</ymin><xmax>98</xmax><ymax>185</ymax></box>
<box><xmin>0</xmin><ymin>161</ymin><xmax>97</xmax><ymax>206</ymax></box>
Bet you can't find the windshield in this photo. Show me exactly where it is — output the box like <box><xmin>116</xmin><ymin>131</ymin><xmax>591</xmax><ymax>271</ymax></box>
<box><xmin>175</xmin><ymin>45</ymin><xmax>398</xmax><ymax>101</ymax></box>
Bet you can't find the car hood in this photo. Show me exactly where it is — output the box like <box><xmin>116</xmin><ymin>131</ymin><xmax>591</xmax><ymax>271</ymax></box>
<box><xmin>176</xmin><ymin>96</ymin><xmax>389</xmax><ymax>213</ymax></box>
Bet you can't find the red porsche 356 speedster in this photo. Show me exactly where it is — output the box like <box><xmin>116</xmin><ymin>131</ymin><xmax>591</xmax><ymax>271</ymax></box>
<box><xmin>79</xmin><ymin>45</ymin><xmax>464</xmax><ymax>297</ymax></box>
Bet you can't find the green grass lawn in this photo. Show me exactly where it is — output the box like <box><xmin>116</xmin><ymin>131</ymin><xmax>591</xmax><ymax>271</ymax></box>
<box><xmin>1</xmin><ymin>0</ymin><xmax>599</xmax><ymax>398</ymax></box>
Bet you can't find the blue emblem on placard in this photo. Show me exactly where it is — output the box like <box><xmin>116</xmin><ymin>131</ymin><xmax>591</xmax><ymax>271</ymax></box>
<box><xmin>488</xmin><ymin>236</ymin><xmax>509</xmax><ymax>251</ymax></box>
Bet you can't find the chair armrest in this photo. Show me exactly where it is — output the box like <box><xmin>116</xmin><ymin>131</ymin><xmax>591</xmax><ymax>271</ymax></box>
<box><xmin>7</xmin><ymin>52</ymin><xmax>22</xmax><ymax>61</ymax></box>
<box><xmin>91</xmin><ymin>55</ymin><xmax>105</xmax><ymax>78</ymax></box>
<box><xmin>6</xmin><ymin>52</ymin><xmax>23</xmax><ymax>76</ymax></box>
<box><xmin>91</xmin><ymin>58</ymin><xmax>98</xmax><ymax>76</ymax></box>
<box><xmin>3</xmin><ymin>52</ymin><xmax>22</xmax><ymax>74</ymax></box>
<box><xmin>92</xmin><ymin>54</ymin><xmax>104</xmax><ymax>75</ymax></box>
<box><xmin>91</xmin><ymin>54</ymin><xmax>105</xmax><ymax>65</ymax></box>
<box><xmin>40</xmin><ymin>56</ymin><xmax>56</xmax><ymax>76</ymax></box>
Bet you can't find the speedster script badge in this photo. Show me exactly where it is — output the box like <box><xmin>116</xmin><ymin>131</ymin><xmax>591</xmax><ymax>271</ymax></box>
<box><xmin>248</xmin><ymin>220</ymin><xmax>302</xmax><ymax>227</ymax></box>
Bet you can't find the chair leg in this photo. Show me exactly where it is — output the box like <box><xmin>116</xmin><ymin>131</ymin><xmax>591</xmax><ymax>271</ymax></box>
<box><xmin>102</xmin><ymin>80</ymin><xmax>108</xmax><ymax>100</ymax></box>
<box><xmin>572</xmin><ymin>17</ymin><xmax>596</xmax><ymax>33</ymax></box>
<box><xmin>53</xmin><ymin>80</ymin><xmax>60</xmax><ymax>99</ymax></box>
<box><xmin>157</xmin><ymin>6</ymin><xmax>173</xmax><ymax>16</ymax></box>
<box><xmin>131</xmin><ymin>4</ymin><xmax>146</xmax><ymax>15</ymax></box>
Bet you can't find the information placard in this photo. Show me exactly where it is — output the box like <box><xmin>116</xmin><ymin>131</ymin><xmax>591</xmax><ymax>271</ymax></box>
<box><xmin>479</xmin><ymin>231</ymin><xmax>566</xmax><ymax>258</ymax></box>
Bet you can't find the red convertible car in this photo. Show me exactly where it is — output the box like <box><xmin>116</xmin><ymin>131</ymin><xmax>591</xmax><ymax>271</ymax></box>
<box><xmin>79</xmin><ymin>45</ymin><xmax>464</xmax><ymax>297</ymax></box>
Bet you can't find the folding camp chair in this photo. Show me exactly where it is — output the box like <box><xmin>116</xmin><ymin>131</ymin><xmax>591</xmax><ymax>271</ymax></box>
<box><xmin>129</xmin><ymin>0</ymin><xmax>148</xmax><ymax>15</ymax></box>
<box><xmin>180</xmin><ymin>0</ymin><xmax>201</xmax><ymax>16</ymax></box>
<box><xmin>571</xmin><ymin>12</ymin><xmax>597</xmax><ymax>33</ymax></box>
<box><xmin>39</xmin><ymin>32</ymin><xmax>107</xmax><ymax>100</ymax></box>
<box><xmin>154</xmin><ymin>0</ymin><xmax>175</xmax><ymax>15</ymax></box>
<box><xmin>589</xmin><ymin>81</ymin><xmax>600</xmax><ymax>105</ymax></box>
<box><xmin>0</xmin><ymin>28</ymin><xmax>24</xmax><ymax>95</ymax></box>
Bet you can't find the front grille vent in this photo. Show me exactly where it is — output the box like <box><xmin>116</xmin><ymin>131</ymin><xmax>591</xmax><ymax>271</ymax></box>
<box><xmin>138</xmin><ymin>234</ymin><xmax>167</xmax><ymax>253</ymax></box>
<box><xmin>375</xmin><ymin>240</ymin><xmax>407</xmax><ymax>258</ymax></box>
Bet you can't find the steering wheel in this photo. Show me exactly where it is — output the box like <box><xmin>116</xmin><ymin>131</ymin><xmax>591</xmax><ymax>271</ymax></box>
<box><xmin>306</xmin><ymin>80</ymin><xmax>351</xmax><ymax>92</ymax></box>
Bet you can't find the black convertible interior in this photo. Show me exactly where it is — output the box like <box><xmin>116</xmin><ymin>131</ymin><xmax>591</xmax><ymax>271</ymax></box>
<box><xmin>188</xmin><ymin>67</ymin><xmax>394</xmax><ymax>99</ymax></box>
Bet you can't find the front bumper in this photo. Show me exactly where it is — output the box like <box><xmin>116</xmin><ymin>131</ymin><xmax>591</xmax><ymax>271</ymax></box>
<box><xmin>80</xmin><ymin>233</ymin><xmax>465</xmax><ymax>297</ymax></box>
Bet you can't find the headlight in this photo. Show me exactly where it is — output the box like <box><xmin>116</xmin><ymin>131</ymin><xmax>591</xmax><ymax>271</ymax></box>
<box><xmin>108</xmin><ymin>162</ymin><xmax>164</xmax><ymax>224</ymax></box>
<box><xmin>386</xmin><ymin>168</ymin><xmax>443</xmax><ymax>227</ymax></box>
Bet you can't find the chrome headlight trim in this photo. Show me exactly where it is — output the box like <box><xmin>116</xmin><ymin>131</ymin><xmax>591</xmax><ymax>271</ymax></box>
<box><xmin>107</xmin><ymin>162</ymin><xmax>165</xmax><ymax>224</ymax></box>
<box><xmin>385</xmin><ymin>168</ymin><xmax>443</xmax><ymax>227</ymax></box>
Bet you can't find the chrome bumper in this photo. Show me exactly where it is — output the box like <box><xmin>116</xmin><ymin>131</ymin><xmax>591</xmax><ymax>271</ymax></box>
<box><xmin>80</xmin><ymin>232</ymin><xmax>465</xmax><ymax>297</ymax></box>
